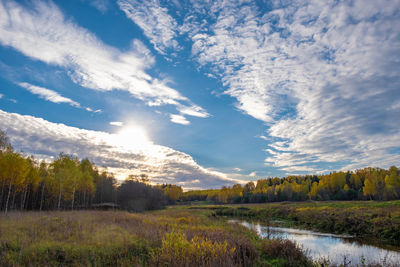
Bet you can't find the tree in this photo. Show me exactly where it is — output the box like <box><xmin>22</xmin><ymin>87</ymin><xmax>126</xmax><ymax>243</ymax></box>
<box><xmin>50</xmin><ymin>154</ymin><xmax>81</xmax><ymax>210</ymax></box>
<box><xmin>385</xmin><ymin>166</ymin><xmax>400</xmax><ymax>199</ymax></box>
<box><xmin>79</xmin><ymin>158</ymin><xmax>95</xmax><ymax>208</ymax></box>
<box><xmin>38</xmin><ymin>161</ymin><xmax>49</xmax><ymax>211</ymax></box>
<box><xmin>159</xmin><ymin>184</ymin><xmax>183</xmax><ymax>203</ymax></box>
<box><xmin>21</xmin><ymin>157</ymin><xmax>40</xmax><ymax>210</ymax></box>
<box><xmin>349</xmin><ymin>173</ymin><xmax>362</xmax><ymax>191</ymax></box>
<box><xmin>118</xmin><ymin>178</ymin><xmax>167</xmax><ymax>212</ymax></box>
<box><xmin>1</xmin><ymin>151</ymin><xmax>29</xmax><ymax>213</ymax></box>
<box><xmin>0</xmin><ymin>130</ymin><xmax>11</xmax><ymax>152</ymax></box>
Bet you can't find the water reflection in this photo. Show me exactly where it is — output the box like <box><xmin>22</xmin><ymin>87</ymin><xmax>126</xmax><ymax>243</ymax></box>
<box><xmin>230</xmin><ymin>220</ymin><xmax>400</xmax><ymax>265</ymax></box>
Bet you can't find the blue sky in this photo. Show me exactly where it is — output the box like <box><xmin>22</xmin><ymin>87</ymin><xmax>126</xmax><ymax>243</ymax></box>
<box><xmin>0</xmin><ymin>0</ymin><xmax>399</xmax><ymax>189</ymax></box>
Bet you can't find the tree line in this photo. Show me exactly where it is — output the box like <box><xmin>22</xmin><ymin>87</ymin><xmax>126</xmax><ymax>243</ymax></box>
<box><xmin>0</xmin><ymin>131</ymin><xmax>182</xmax><ymax>213</ymax></box>
<box><xmin>180</xmin><ymin>167</ymin><xmax>400</xmax><ymax>203</ymax></box>
<box><xmin>2</xmin><ymin>129</ymin><xmax>400</xmax><ymax>211</ymax></box>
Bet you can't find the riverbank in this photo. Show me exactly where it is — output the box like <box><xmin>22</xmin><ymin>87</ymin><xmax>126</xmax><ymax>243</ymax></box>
<box><xmin>230</xmin><ymin>219</ymin><xmax>400</xmax><ymax>266</ymax></box>
<box><xmin>207</xmin><ymin>200</ymin><xmax>400</xmax><ymax>246</ymax></box>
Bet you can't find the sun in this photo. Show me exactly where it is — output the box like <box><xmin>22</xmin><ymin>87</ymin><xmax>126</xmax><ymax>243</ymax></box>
<box><xmin>112</xmin><ymin>125</ymin><xmax>151</xmax><ymax>151</ymax></box>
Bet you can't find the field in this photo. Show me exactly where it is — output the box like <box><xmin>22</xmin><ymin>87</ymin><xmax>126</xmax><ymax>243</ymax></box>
<box><xmin>0</xmin><ymin>208</ymin><xmax>312</xmax><ymax>267</ymax></box>
<box><xmin>1</xmin><ymin>201</ymin><xmax>399</xmax><ymax>266</ymax></box>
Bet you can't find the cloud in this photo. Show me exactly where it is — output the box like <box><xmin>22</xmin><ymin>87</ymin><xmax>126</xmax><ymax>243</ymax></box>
<box><xmin>19</xmin><ymin>82</ymin><xmax>80</xmax><ymax>107</ymax></box>
<box><xmin>177</xmin><ymin>104</ymin><xmax>210</xmax><ymax>118</ymax></box>
<box><xmin>249</xmin><ymin>171</ymin><xmax>256</xmax><ymax>177</ymax></box>
<box><xmin>280</xmin><ymin>166</ymin><xmax>318</xmax><ymax>173</ymax></box>
<box><xmin>118</xmin><ymin>0</ymin><xmax>180</xmax><ymax>55</ymax></box>
<box><xmin>85</xmin><ymin>107</ymin><xmax>102</xmax><ymax>113</ymax></box>
<box><xmin>0</xmin><ymin>109</ymin><xmax>244</xmax><ymax>189</ymax></box>
<box><xmin>170</xmin><ymin>114</ymin><xmax>190</xmax><ymax>125</ymax></box>
<box><xmin>88</xmin><ymin>0</ymin><xmax>109</xmax><ymax>13</ymax></box>
<box><xmin>18</xmin><ymin>82</ymin><xmax>101</xmax><ymax>113</ymax></box>
<box><xmin>186</xmin><ymin>0</ymin><xmax>400</xmax><ymax>173</ymax></box>
<box><xmin>0</xmin><ymin>93</ymin><xmax>3</xmax><ymax>98</ymax></box>
<box><xmin>0</xmin><ymin>0</ymin><xmax>207</xmax><ymax>123</ymax></box>
<box><xmin>109</xmin><ymin>121</ymin><xmax>124</xmax><ymax>127</ymax></box>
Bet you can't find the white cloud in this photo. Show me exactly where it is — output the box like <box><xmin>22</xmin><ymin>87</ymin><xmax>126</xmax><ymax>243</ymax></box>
<box><xmin>170</xmin><ymin>114</ymin><xmax>190</xmax><ymax>125</ymax></box>
<box><xmin>89</xmin><ymin>0</ymin><xmax>109</xmax><ymax>13</ymax></box>
<box><xmin>0</xmin><ymin>109</ymin><xmax>244</xmax><ymax>189</ymax></box>
<box><xmin>109</xmin><ymin>121</ymin><xmax>123</xmax><ymax>127</ymax></box>
<box><xmin>0</xmin><ymin>93</ymin><xmax>3</xmax><ymax>98</ymax></box>
<box><xmin>19</xmin><ymin>82</ymin><xmax>80</xmax><ymax>107</ymax></box>
<box><xmin>177</xmin><ymin>104</ymin><xmax>210</xmax><ymax>118</ymax></box>
<box><xmin>0</xmin><ymin>0</ymin><xmax>206</xmax><ymax>123</ymax></box>
<box><xmin>19</xmin><ymin>82</ymin><xmax>101</xmax><ymax>113</ymax></box>
<box><xmin>249</xmin><ymin>171</ymin><xmax>256</xmax><ymax>177</ymax></box>
<box><xmin>280</xmin><ymin>166</ymin><xmax>317</xmax><ymax>172</ymax></box>
<box><xmin>118</xmin><ymin>0</ymin><xmax>180</xmax><ymax>55</ymax></box>
<box><xmin>187</xmin><ymin>0</ymin><xmax>400</xmax><ymax>172</ymax></box>
<box><xmin>86</xmin><ymin>107</ymin><xmax>102</xmax><ymax>113</ymax></box>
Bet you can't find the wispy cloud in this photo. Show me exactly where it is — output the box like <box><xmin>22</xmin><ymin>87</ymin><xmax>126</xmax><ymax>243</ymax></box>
<box><xmin>19</xmin><ymin>82</ymin><xmax>80</xmax><ymax>107</ymax></box>
<box><xmin>118</xmin><ymin>0</ymin><xmax>180</xmax><ymax>55</ymax></box>
<box><xmin>109</xmin><ymin>121</ymin><xmax>123</xmax><ymax>127</ymax></box>
<box><xmin>88</xmin><ymin>0</ymin><xmax>109</xmax><ymax>13</ymax></box>
<box><xmin>85</xmin><ymin>107</ymin><xmax>102</xmax><ymax>113</ymax></box>
<box><xmin>0</xmin><ymin>0</ymin><xmax>207</xmax><ymax>123</ymax></box>
<box><xmin>0</xmin><ymin>109</ymin><xmax>244</xmax><ymax>189</ymax></box>
<box><xmin>18</xmin><ymin>82</ymin><xmax>101</xmax><ymax>113</ymax></box>
<box><xmin>170</xmin><ymin>114</ymin><xmax>190</xmax><ymax>125</ymax></box>
<box><xmin>0</xmin><ymin>93</ymin><xmax>3</xmax><ymax>99</ymax></box>
<box><xmin>186</xmin><ymin>0</ymin><xmax>400</xmax><ymax>173</ymax></box>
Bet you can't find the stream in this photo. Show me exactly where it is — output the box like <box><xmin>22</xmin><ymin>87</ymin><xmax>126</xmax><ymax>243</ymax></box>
<box><xmin>229</xmin><ymin>220</ymin><xmax>400</xmax><ymax>266</ymax></box>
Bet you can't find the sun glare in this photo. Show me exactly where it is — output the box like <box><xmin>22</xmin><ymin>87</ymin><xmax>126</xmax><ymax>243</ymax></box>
<box><xmin>112</xmin><ymin>125</ymin><xmax>151</xmax><ymax>151</ymax></box>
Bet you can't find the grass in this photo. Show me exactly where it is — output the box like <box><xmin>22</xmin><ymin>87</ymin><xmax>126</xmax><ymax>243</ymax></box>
<box><xmin>0</xmin><ymin>208</ymin><xmax>314</xmax><ymax>266</ymax></box>
<box><xmin>1</xmin><ymin>202</ymin><xmax>399</xmax><ymax>266</ymax></box>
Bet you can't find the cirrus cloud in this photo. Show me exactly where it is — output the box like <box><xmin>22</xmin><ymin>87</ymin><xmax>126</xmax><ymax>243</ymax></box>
<box><xmin>185</xmin><ymin>0</ymin><xmax>400</xmax><ymax>173</ymax></box>
<box><xmin>0</xmin><ymin>0</ymin><xmax>208</xmax><ymax>123</ymax></box>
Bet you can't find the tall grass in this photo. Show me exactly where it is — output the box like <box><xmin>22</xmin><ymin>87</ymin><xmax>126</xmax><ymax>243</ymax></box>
<box><xmin>0</xmin><ymin>210</ymin><xmax>259</xmax><ymax>266</ymax></box>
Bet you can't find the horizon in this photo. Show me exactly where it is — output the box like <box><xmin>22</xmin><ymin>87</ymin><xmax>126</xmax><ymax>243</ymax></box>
<box><xmin>0</xmin><ymin>0</ymin><xmax>399</xmax><ymax>190</ymax></box>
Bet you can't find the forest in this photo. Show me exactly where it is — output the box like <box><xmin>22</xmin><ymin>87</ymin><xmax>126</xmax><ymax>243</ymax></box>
<box><xmin>181</xmin><ymin>166</ymin><xmax>400</xmax><ymax>204</ymax></box>
<box><xmin>0</xmin><ymin>131</ymin><xmax>182</xmax><ymax>213</ymax></box>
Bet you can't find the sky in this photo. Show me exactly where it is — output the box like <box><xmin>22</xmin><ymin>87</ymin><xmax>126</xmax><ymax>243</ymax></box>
<box><xmin>0</xmin><ymin>0</ymin><xmax>399</xmax><ymax>190</ymax></box>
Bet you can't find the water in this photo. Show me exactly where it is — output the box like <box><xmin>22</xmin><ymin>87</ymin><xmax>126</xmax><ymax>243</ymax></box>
<box><xmin>229</xmin><ymin>220</ymin><xmax>400</xmax><ymax>266</ymax></box>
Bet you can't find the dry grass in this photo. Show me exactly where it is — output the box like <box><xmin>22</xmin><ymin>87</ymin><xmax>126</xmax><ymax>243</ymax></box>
<box><xmin>260</xmin><ymin>239</ymin><xmax>311</xmax><ymax>267</ymax></box>
<box><xmin>0</xmin><ymin>210</ymin><xmax>258</xmax><ymax>266</ymax></box>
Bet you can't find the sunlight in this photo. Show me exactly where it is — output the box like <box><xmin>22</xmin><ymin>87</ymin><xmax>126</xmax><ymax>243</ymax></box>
<box><xmin>112</xmin><ymin>125</ymin><xmax>151</xmax><ymax>151</ymax></box>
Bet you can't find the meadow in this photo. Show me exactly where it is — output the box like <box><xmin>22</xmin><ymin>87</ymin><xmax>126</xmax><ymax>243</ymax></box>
<box><xmin>1</xmin><ymin>202</ymin><xmax>400</xmax><ymax>266</ymax></box>
<box><xmin>0</xmin><ymin>208</ymin><xmax>312</xmax><ymax>267</ymax></box>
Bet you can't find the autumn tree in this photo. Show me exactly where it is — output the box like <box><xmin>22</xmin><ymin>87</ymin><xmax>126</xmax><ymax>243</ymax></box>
<box><xmin>385</xmin><ymin>166</ymin><xmax>400</xmax><ymax>199</ymax></box>
<box><xmin>1</xmin><ymin>151</ymin><xmax>29</xmax><ymax>213</ymax></box>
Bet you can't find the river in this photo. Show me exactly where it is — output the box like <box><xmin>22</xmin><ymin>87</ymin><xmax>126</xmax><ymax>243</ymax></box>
<box><xmin>229</xmin><ymin>220</ymin><xmax>400</xmax><ymax>266</ymax></box>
